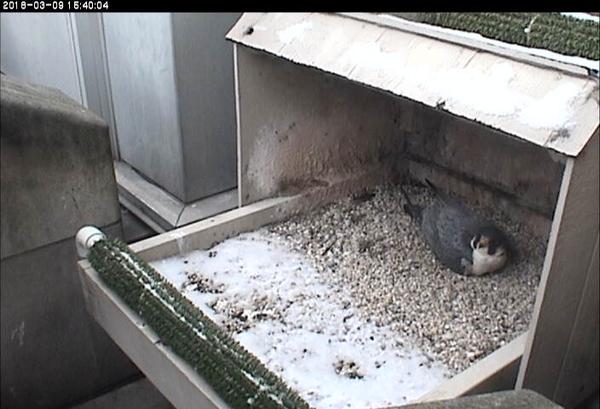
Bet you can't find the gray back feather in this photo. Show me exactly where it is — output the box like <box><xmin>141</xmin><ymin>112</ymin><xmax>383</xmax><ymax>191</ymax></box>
<box><xmin>420</xmin><ymin>181</ymin><xmax>486</xmax><ymax>273</ymax></box>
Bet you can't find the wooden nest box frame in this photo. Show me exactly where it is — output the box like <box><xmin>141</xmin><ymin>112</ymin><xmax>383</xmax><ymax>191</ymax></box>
<box><xmin>79</xmin><ymin>13</ymin><xmax>599</xmax><ymax>409</ymax></box>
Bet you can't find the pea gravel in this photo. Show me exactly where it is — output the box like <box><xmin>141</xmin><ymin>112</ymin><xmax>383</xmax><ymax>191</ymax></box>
<box><xmin>265</xmin><ymin>183</ymin><xmax>547</xmax><ymax>374</ymax></box>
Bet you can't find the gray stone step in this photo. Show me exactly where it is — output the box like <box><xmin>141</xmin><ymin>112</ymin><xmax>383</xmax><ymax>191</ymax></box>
<box><xmin>395</xmin><ymin>390</ymin><xmax>563</xmax><ymax>409</ymax></box>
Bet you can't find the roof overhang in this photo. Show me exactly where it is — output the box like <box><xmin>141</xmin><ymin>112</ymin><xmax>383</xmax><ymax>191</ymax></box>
<box><xmin>227</xmin><ymin>13</ymin><xmax>600</xmax><ymax>157</ymax></box>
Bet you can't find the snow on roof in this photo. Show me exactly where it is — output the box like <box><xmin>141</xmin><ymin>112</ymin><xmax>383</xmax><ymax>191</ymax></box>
<box><xmin>227</xmin><ymin>13</ymin><xmax>599</xmax><ymax>157</ymax></box>
<box><xmin>561</xmin><ymin>12</ymin><xmax>600</xmax><ymax>23</ymax></box>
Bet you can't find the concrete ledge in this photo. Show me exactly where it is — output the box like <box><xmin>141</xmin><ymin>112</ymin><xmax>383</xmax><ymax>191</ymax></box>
<box><xmin>0</xmin><ymin>75</ymin><xmax>120</xmax><ymax>259</ymax></box>
<box><xmin>69</xmin><ymin>377</ymin><xmax>173</xmax><ymax>409</ymax></box>
<box><xmin>1</xmin><ymin>223</ymin><xmax>139</xmax><ymax>409</ymax></box>
<box><xmin>114</xmin><ymin>161</ymin><xmax>238</xmax><ymax>231</ymax></box>
<box><xmin>396</xmin><ymin>390</ymin><xmax>563</xmax><ymax>409</ymax></box>
<box><xmin>1</xmin><ymin>75</ymin><xmax>137</xmax><ymax>409</ymax></box>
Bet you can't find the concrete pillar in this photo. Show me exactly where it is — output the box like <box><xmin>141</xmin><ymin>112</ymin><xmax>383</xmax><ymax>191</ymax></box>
<box><xmin>1</xmin><ymin>75</ymin><xmax>138</xmax><ymax>409</ymax></box>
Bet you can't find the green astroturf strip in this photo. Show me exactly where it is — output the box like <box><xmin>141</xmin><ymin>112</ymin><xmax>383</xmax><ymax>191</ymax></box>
<box><xmin>415</xmin><ymin>13</ymin><xmax>599</xmax><ymax>61</ymax></box>
<box><xmin>88</xmin><ymin>239</ymin><xmax>311</xmax><ymax>409</ymax></box>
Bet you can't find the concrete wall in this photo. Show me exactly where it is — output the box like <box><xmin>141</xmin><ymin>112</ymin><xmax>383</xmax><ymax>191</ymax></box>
<box><xmin>172</xmin><ymin>13</ymin><xmax>239</xmax><ymax>202</ymax></box>
<box><xmin>103</xmin><ymin>13</ymin><xmax>184</xmax><ymax>200</ymax></box>
<box><xmin>0</xmin><ymin>13</ymin><xmax>119</xmax><ymax>158</ymax></box>
<box><xmin>72</xmin><ymin>13</ymin><xmax>120</xmax><ymax>159</ymax></box>
<box><xmin>0</xmin><ymin>13</ymin><xmax>85</xmax><ymax>104</ymax></box>
<box><xmin>0</xmin><ymin>75</ymin><xmax>138</xmax><ymax>409</ymax></box>
<box><xmin>236</xmin><ymin>47</ymin><xmax>565</xmax><ymax>235</ymax></box>
<box><xmin>1</xmin><ymin>12</ymin><xmax>241</xmax><ymax>205</ymax></box>
<box><xmin>400</xmin><ymin>390</ymin><xmax>563</xmax><ymax>409</ymax></box>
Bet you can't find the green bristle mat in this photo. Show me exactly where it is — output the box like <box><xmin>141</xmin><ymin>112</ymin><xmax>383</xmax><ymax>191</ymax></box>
<box><xmin>88</xmin><ymin>238</ymin><xmax>311</xmax><ymax>409</ymax></box>
<box><xmin>415</xmin><ymin>13</ymin><xmax>599</xmax><ymax>61</ymax></box>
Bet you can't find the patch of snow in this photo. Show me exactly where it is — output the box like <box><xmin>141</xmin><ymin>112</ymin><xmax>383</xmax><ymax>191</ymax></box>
<box><xmin>561</xmin><ymin>12</ymin><xmax>600</xmax><ymax>23</ymax></box>
<box><xmin>333</xmin><ymin>16</ymin><xmax>592</xmax><ymax>132</ymax></box>
<box><xmin>518</xmin><ymin>82</ymin><xmax>583</xmax><ymax>129</ymax></box>
<box><xmin>277</xmin><ymin>20</ymin><xmax>313</xmax><ymax>45</ymax></box>
<box><xmin>343</xmin><ymin>41</ymin><xmax>399</xmax><ymax>71</ymax></box>
<box><xmin>436</xmin><ymin>62</ymin><xmax>519</xmax><ymax>117</ymax></box>
<box><xmin>433</xmin><ymin>63</ymin><xmax>585</xmax><ymax>130</ymax></box>
<box><xmin>151</xmin><ymin>231</ymin><xmax>449</xmax><ymax>409</ymax></box>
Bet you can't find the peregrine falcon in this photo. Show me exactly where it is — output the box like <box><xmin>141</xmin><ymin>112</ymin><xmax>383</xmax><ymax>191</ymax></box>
<box><xmin>401</xmin><ymin>180</ymin><xmax>513</xmax><ymax>276</ymax></box>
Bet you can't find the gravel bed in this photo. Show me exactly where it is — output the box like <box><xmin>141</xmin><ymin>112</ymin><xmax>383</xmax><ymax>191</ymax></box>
<box><xmin>265</xmin><ymin>183</ymin><xmax>547</xmax><ymax>374</ymax></box>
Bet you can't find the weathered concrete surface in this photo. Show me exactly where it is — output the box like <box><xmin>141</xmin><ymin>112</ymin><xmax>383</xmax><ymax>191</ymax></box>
<box><xmin>1</xmin><ymin>75</ymin><xmax>121</xmax><ymax>259</ymax></box>
<box><xmin>577</xmin><ymin>391</ymin><xmax>600</xmax><ymax>409</ymax></box>
<box><xmin>399</xmin><ymin>390</ymin><xmax>563</xmax><ymax>409</ymax></box>
<box><xmin>237</xmin><ymin>47</ymin><xmax>405</xmax><ymax>205</ymax></box>
<box><xmin>69</xmin><ymin>377</ymin><xmax>173</xmax><ymax>409</ymax></box>
<box><xmin>405</xmin><ymin>102</ymin><xmax>566</xmax><ymax>219</ymax></box>
<box><xmin>1</xmin><ymin>227</ymin><xmax>139</xmax><ymax>409</ymax></box>
<box><xmin>0</xmin><ymin>75</ymin><xmax>138</xmax><ymax>409</ymax></box>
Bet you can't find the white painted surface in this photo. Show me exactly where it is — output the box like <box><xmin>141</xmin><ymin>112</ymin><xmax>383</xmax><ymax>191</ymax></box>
<box><xmin>517</xmin><ymin>131</ymin><xmax>599</xmax><ymax>406</ymax></box>
<box><xmin>227</xmin><ymin>13</ymin><xmax>599</xmax><ymax>157</ymax></box>
<box><xmin>76</xmin><ymin>226</ymin><xmax>106</xmax><ymax>258</ymax></box>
